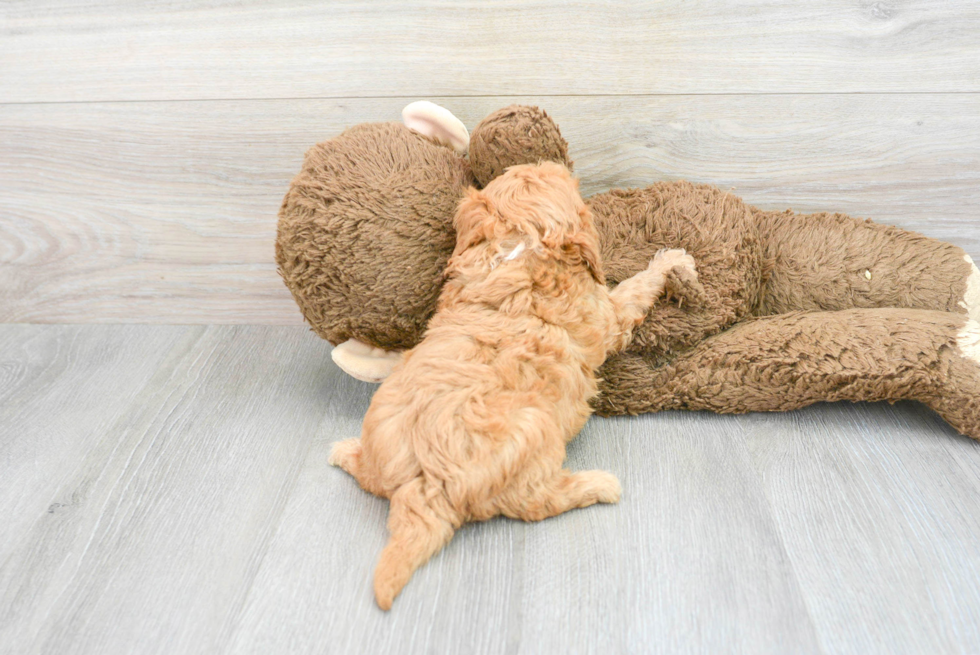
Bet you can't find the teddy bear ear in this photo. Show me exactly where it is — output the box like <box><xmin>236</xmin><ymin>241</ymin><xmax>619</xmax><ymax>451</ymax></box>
<box><xmin>402</xmin><ymin>101</ymin><xmax>470</xmax><ymax>154</ymax></box>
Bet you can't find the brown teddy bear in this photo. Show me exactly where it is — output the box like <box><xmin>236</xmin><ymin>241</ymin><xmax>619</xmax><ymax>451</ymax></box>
<box><xmin>276</xmin><ymin>102</ymin><xmax>980</xmax><ymax>439</ymax></box>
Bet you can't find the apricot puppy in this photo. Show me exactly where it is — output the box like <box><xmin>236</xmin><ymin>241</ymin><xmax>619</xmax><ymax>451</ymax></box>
<box><xmin>330</xmin><ymin>162</ymin><xmax>697</xmax><ymax>609</ymax></box>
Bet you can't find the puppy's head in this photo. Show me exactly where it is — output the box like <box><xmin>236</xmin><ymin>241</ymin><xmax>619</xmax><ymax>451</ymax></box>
<box><xmin>450</xmin><ymin>162</ymin><xmax>603</xmax><ymax>284</ymax></box>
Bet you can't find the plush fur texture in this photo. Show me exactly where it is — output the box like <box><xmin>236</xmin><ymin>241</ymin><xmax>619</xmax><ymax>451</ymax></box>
<box><xmin>468</xmin><ymin>105</ymin><xmax>574</xmax><ymax>188</ymax></box>
<box><xmin>329</xmin><ymin>163</ymin><xmax>697</xmax><ymax>609</ymax></box>
<box><xmin>276</xmin><ymin>122</ymin><xmax>474</xmax><ymax>350</ymax></box>
<box><xmin>963</xmin><ymin>255</ymin><xmax>980</xmax><ymax>322</ymax></box>
<box><xmin>594</xmin><ymin>188</ymin><xmax>972</xmax><ymax>348</ymax></box>
<box><xmin>595</xmin><ymin>309</ymin><xmax>980</xmax><ymax>438</ymax></box>
<box><xmin>276</xmin><ymin>104</ymin><xmax>980</xmax><ymax>440</ymax></box>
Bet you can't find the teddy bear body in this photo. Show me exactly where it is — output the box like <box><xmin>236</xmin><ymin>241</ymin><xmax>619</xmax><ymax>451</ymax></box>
<box><xmin>276</xmin><ymin>104</ymin><xmax>980</xmax><ymax>438</ymax></box>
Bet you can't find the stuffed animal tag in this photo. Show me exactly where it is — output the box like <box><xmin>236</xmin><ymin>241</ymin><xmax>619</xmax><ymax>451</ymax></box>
<box><xmin>402</xmin><ymin>101</ymin><xmax>470</xmax><ymax>154</ymax></box>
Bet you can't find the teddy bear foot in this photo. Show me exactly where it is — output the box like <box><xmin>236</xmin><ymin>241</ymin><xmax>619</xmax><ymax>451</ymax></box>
<box><xmin>928</xmin><ymin>319</ymin><xmax>980</xmax><ymax>440</ymax></box>
<box><xmin>961</xmin><ymin>254</ymin><xmax>980</xmax><ymax>323</ymax></box>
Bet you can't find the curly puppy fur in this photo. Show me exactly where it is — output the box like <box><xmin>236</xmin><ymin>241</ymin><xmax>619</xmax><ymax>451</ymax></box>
<box><xmin>329</xmin><ymin>162</ymin><xmax>697</xmax><ymax>609</ymax></box>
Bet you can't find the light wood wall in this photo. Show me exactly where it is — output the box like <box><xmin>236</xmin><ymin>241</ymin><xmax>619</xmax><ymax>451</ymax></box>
<box><xmin>2</xmin><ymin>2</ymin><xmax>978</xmax><ymax>323</ymax></box>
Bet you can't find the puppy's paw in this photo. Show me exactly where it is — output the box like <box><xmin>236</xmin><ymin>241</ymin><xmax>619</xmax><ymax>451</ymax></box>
<box><xmin>665</xmin><ymin>265</ymin><xmax>707</xmax><ymax>309</ymax></box>
<box><xmin>649</xmin><ymin>248</ymin><xmax>697</xmax><ymax>279</ymax></box>
<box><xmin>596</xmin><ymin>472</ymin><xmax>623</xmax><ymax>504</ymax></box>
<box><xmin>329</xmin><ymin>438</ymin><xmax>362</xmax><ymax>474</ymax></box>
<box><xmin>579</xmin><ymin>470</ymin><xmax>622</xmax><ymax>504</ymax></box>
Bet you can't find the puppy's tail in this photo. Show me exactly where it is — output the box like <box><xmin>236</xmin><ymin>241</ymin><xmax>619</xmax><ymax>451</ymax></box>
<box><xmin>374</xmin><ymin>477</ymin><xmax>456</xmax><ymax>610</ymax></box>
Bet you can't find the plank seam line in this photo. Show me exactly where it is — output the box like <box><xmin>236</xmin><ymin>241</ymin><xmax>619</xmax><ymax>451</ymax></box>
<box><xmin>2</xmin><ymin>90</ymin><xmax>980</xmax><ymax>107</ymax></box>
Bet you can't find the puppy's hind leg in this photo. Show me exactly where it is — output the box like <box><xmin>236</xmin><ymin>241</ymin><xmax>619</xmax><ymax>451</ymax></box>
<box><xmin>329</xmin><ymin>437</ymin><xmax>392</xmax><ymax>498</ymax></box>
<box><xmin>374</xmin><ymin>477</ymin><xmax>457</xmax><ymax>610</ymax></box>
<box><xmin>502</xmin><ymin>469</ymin><xmax>622</xmax><ymax>522</ymax></box>
<box><xmin>328</xmin><ymin>438</ymin><xmax>362</xmax><ymax>477</ymax></box>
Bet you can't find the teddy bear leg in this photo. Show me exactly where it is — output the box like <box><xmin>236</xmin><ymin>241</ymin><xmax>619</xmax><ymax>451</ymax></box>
<box><xmin>753</xmin><ymin>208</ymin><xmax>977</xmax><ymax>319</ymax></box>
<box><xmin>595</xmin><ymin>308</ymin><xmax>980</xmax><ymax>440</ymax></box>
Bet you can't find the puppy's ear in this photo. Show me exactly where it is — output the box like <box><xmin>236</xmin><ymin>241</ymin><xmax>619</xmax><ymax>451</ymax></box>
<box><xmin>570</xmin><ymin>229</ymin><xmax>605</xmax><ymax>285</ymax></box>
<box><xmin>452</xmin><ymin>187</ymin><xmax>494</xmax><ymax>259</ymax></box>
<box><xmin>569</xmin><ymin>205</ymin><xmax>604</xmax><ymax>285</ymax></box>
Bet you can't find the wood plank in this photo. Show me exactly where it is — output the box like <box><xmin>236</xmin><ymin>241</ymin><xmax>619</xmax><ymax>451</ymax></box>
<box><xmin>743</xmin><ymin>403</ymin><xmax>980</xmax><ymax>654</ymax></box>
<box><xmin>0</xmin><ymin>325</ymin><xmax>335</xmax><ymax>654</ymax></box>
<box><xmin>0</xmin><ymin>324</ymin><xmax>190</xmax><ymax>562</ymax></box>
<box><xmin>515</xmin><ymin>412</ymin><xmax>822</xmax><ymax>654</ymax></box>
<box><xmin>2</xmin><ymin>1</ymin><xmax>980</xmax><ymax>102</ymax></box>
<box><xmin>1</xmin><ymin>95</ymin><xmax>978</xmax><ymax>324</ymax></box>
<box><xmin>4</xmin><ymin>326</ymin><xmax>979</xmax><ymax>652</ymax></box>
<box><xmin>225</xmin><ymin>406</ymin><xmax>524</xmax><ymax>654</ymax></box>
<box><xmin>226</xmin><ymin>410</ymin><xmax>821</xmax><ymax>654</ymax></box>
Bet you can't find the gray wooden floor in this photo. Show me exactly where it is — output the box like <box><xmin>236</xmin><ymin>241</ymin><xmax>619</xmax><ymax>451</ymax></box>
<box><xmin>3</xmin><ymin>2</ymin><xmax>980</xmax><ymax>654</ymax></box>
<box><xmin>1</xmin><ymin>325</ymin><xmax>979</xmax><ymax>654</ymax></box>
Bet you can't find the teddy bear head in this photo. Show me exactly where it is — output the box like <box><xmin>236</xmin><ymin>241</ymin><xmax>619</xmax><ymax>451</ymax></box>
<box><xmin>468</xmin><ymin>105</ymin><xmax>573</xmax><ymax>187</ymax></box>
<box><xmin>276</xmin><ymin>102</ymin><xmax>571</xmax><ymax>380</ymax></box>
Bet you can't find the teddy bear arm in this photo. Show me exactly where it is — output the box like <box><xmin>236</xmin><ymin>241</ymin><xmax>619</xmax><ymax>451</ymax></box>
<box><xmin>593</xmin><ymin>307</ymin><xmax>980</xmax><ymax>440</ymax></box>
<box><xmin>752</xmin><ymin>208</ymin><xmax>978</xmax><ymax>321</ymax></box>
